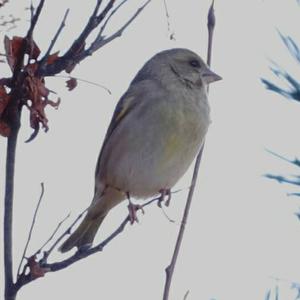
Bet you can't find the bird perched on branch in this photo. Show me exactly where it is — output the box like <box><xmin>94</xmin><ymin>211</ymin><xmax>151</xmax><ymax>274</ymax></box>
<box><xmin>59</xmin><ymin>48</ymin><xmax>221</xmax><ymax>253</ymax></box>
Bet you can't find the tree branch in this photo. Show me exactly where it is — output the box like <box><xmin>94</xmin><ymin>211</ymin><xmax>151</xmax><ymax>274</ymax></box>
<box><xmin>34</xmin><ymin>213</ymin><xmax>70</xmax><ymax>257</ymax></box>
<box><xmin>85</xmin><ymin>0</ymin><xmax>151</xmax><ymax>55</ymax></box>
<box><xmin>38</xmin><ymin>9</ymin><xmax>70</xmax><ymax>70</ymax></box>
<box><xmin>14</xmin><ymin>193</ymin><xmax>168</xmax><ymax>290</ymax></box>
<box><xmin>3</xmin><ymin>1</ymin><xmax>46</xmax><ymax>299</ymax></box>
<box><xmin>162</xmin><ymin>1</ymin><xmax>216</xmax><ymax>299</ymax></box>
<box><xmin>38</xmin><ymin>0</ymin><xmax>151</xmax><ymax>77</ymax></box>
<box><xmin>4</xmin><ymin>127</ymin><xmax>19</xmax><ymax>300</ymax></box>
<box><xmin>16</xmin><ymin>183</ymin><xmax>45</xmax><ymax>278</ymax></box>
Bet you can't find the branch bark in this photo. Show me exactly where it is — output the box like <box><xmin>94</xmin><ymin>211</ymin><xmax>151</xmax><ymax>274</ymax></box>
<box><xmin>2</xmin><ymin>0</ymin><xmax>42</xmax><ymax>293</ymax></box>
<box><xmin>37</xmin><ymin>0</ymin><xmax>151</xmax><ymax>77</ymax></box>
<box><xmin>162</xmin><ymin>1</ymin><xmax>216</xmax><ymax>299</ymax></box>
<box><xmin>14</xmin><ymin>194</ymin><xmax>163</xmax><ymax>290</ymax></box>
<box><xmin>4</xmin><ymin>126</ymin><xmax>19</xmax><ymax>300</ymax></box>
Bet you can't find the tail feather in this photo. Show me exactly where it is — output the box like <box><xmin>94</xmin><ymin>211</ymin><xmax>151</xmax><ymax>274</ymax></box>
<box><xmin>59</xmin><ymin>214</ymin><xmax>106</xmax><ymax>253</ymax></box>
<box><xmin>59</xmin><ymin>186</ymin><xmax>125</xmax><ymax>253</ymax></box>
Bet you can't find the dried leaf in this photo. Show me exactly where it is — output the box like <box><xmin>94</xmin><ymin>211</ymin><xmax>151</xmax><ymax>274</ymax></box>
<box><xmin>0</xmin><ymin>121</ymin><xmax>10</xmax><ymax>137</ymax></box>
<box><xmin>28</xmin><ymin>39</ymin><xmax>41</xmax><ymax>60</ymax></box>
<box><xmin>28</xmin><ymin>256</ymin><xmax>46</xmax><ymax>279</ymax></box>
<box><xmin>0</xmin><ymin>85</ymin><xmax>10</xmax><ymax>114</ymax></box>
<box><xmin>4</xmin><ymin>35</ymin><xmax>24</xmax><ymax>71</ymax></box>
<box><xmin>46</xmin><ymin>51</ymin><xmax>60</xmax><ymax>65</ymax></box>
<box><xmin>24</xmin><ymin>74</ymin><xmax>60</xmax><ymax>141</ymax></box>
<box><xmin>4</xmin><ymin>36</ymin><xmax>41</xmax><ymax>72</ymax></box>
<box><xmin>66</xmin><ymin>77</ymin><xmax>77</xmax><ymax>91</ymax></box>
<box><xmin>0</xmin><ymin>85</ymin><xmax>11</xmax><ymax>137</ymax></box>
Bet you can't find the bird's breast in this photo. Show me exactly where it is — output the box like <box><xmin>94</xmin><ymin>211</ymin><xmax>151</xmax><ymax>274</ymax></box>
<box><xmin>99</xmin><ymin>93</ymin><xmax>210</xmax><ymax>199</ymax></box>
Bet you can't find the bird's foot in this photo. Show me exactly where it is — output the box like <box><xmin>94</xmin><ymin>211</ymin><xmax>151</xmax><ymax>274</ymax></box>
<box><xmin>127</xmin><ymin>202</ymin><xmax>144</xmax><ymax>224</ymax></box>
<box><xmin>158</xmin><ymin>188</ymin><xmax>171</xmax><ymax>207</ymax></box>
<box><xmin>126</xmin><ymin>192</ymin><xmax>144</xmax><ymax>224</ymax></box>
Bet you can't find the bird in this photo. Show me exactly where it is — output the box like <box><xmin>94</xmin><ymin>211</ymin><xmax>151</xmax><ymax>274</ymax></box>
<box><xmin>59</xmin><ymin>48</ymin><xmax>221</xmax><ymax>253</ymax></box>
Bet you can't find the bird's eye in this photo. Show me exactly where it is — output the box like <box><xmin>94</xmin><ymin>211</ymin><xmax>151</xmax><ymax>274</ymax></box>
<box><xmin>189</xmin><ymin>59</ymin><xmax>201</xmax><ymax>68</ymax></box>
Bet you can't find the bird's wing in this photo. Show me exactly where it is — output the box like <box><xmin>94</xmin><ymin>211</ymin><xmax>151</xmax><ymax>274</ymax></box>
<box><xmin>94</xmin><ymin>79</ymin><xmax>158</xmax><ymax>178</ymax></box>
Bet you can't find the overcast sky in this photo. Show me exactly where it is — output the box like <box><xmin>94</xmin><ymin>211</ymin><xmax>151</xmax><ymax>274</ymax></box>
<box><xmin>1</xmin><ymin>0</ymin><xmax>300</xmax><ymax>299</ymax></box>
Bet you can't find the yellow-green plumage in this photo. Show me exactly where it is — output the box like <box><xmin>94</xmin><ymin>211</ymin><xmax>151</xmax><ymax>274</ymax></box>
<box><xmin>59</xmin><ymin>48</ymin><xmax>221</xmax><ymax>253</ymax></box>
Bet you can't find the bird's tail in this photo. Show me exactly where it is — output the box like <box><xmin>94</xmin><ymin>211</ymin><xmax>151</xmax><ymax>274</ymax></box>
<box><xmin>59</xmin><ymin>213</ymin><xmax>106</xmax><ymax>253</ymax></box>
<box><xmin>59</xmin><ymin>187</ymin><xmax>124</xmax><ymax>253</ymax></box>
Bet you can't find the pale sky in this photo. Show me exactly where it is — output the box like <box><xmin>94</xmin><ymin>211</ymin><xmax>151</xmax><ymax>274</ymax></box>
<box><xmin>1</xmin><ymin>0</ymin><xmax>300</xmax><ymax>299</ymax></box>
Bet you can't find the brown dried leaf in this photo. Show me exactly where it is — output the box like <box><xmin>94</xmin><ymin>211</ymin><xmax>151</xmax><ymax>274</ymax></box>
<box><xmin>4</xmin><ymin>36</ymin><xmax>41</xmax><ymax>72</ymax></box>
<box><xmin>66</xmin><ymin>77</ymin><xmax>77</xmax><ymax>91</ymax></box>
<box><xmin>46</xmin><ymin>51</ymin><xmax>60</xmax><ymax>65</ymax></box>
<box><xmin>24</xmin><ymin>74</ymin><xmax>60</xmax><ymax>141</ymax></box>
<box><xmin>28</xmin><ymin>39</ymin><xmax>41</xmax><ymax>60</ymax></box>
<box><xmin>0</xmin><ymin>85</ymin><xmax>11</xmax><ymax>137</ymax></box>
<box><xmin>0</xmin><ymin>121</ymin><xmax>10</xmax><ymax>137</ymax></box>
<box><xmin>4</xmin><ymin>35</ymin><xmax>24</xmax><ymax>71</ymax></box>
<box><xmin>28</xmin><ymin>256</ymin><xmax>46</xmax><ymax>279</ymax></box>
<box><xmin>0</xmin><ymin>85</ymin><xmax>9</xmax><ymax>114</ymax></box>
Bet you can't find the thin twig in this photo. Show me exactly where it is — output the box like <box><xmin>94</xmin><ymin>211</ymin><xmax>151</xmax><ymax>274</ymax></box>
<box><xmin>183</xmin><ymin>290</ymin><xmax>190</xmax><ymax>300</ymax></box>
<box><xmin>39</xmin><ymin>0</ymin><xmax>151</xmax><ymax>76</ymax></box>
<box><xmin>163</xmin><ymin>0</ymin><xmax>175</xmax><ymax>40</ymax></box>
<box><xmin>11</xmin><ymin>0</ymin><xmax>45</xmax><ymax>83</ymax></box>
<box><xmin>42</xmin><ymin>209</ymin><xmax>87</xmax><ymax>261</ymax></box>
<box><xmin>207</xmin><ymin>0</ymin><xmax>215</xmax><ymax>67</ymax></box>
<box><xmin>97</xmin><ymin>0</ymin><xmax>128</xmax><ymax>39</ymax></box>
<box><xmin>26</xmin><ymin>0</ymin><xmax>45</xmax><ymax>39</ymax></box>
<box><xmin>163</xmin><ymin>146</ymin><xmax>205</xmax><ymax>300</ymax></box>
<box><xmin>14</xmin><ymin>193</ymin><xmax>167</xmax><ymax>289</ymax></box>
<box><xmin>17</xmin><ymin>183</ymin><xmax>45</xmax><ymax>278</ymax></box>
<box><xmin>29</xmin><ymin>1</ymin><xmax>34</xmax><ymax>22</ymax></box>
<box><xmin>160</xmin><ymin>207</ymin><xmax>175</xmax><ymax>223</ymax></box>
<box><xmin>54</xmin><ymin>75</ymin><xmax>112</xmax><ymax>94</ymax></box>
<box><xmin>86</xmin><ymin>0</ymin><xmax>151</xmax><ymax>55</ymax></box>
<box><xmin>39</xmin><ymin>9</ymin><xmax>70</xmax><ymax>70</ymax></box>
<box><xmin>34</xmin><ymin>213</ymin><xmax>70</xmax><ymax>256</ymax></box>
<box><xmin>43</xmin><ymin>194</ymin><xmax>162</xmax><ymax>271</ymax></box>
<box><xmin>162</xmin><ymin>1</ymin><xmax>216</xmax><ymax>299</ymax></box>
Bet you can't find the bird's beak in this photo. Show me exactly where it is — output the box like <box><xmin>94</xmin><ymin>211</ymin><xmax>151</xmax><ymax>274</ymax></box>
<box><xmin>201</xmin><ymin>67</ymin><xmax>222</xmax><ymax>84</ymax></box>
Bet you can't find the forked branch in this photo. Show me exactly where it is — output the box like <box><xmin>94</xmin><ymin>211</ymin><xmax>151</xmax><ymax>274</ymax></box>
<box><xmin>2</xmin><ymin>1</ymin><xmax>151</xmax><ymax>299</ymax></box>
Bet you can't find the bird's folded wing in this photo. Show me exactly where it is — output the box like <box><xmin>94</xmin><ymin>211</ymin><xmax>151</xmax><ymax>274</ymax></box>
<box><xmin>94</xmin><ymin>79</ymin><xmax>160</xmax><ymax>177</ymax></box>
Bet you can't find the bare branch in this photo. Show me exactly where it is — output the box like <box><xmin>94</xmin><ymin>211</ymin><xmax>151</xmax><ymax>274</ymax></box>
<box><xmin>4</xmin><ymin>124</ymin><xmax>19</xmax><ymax>300</ymax></box>
<box><xmin>42</xmin><ymin>209</ymin><xmax>87</xmax><ymax>261</ymax></box>
<box><xmin>39</xmin><ymin>9</ymin><xmax>70</xmax><ymax>70</ymax></box>
<box><xmin>4</xmin><ymin>2</ymin><xmax>48</xmax><ymax>298</ymax></box>
<box><xmin>14</xmin><ymin>192</ymin><xmax>172</xmax><ymax>290</ymax></box>
<box><xmin>2</xmin><ymin>1</ymin><xmax>152</xmax><ymax>298</ymax></box>
<box><xmin>163</xmin><ymin>0</ymin><xmax>175</xmax><ymax>40</ymax></box>
<box><xmin>26</xmin><ymin>0</ymin><xmax>45</xmax><ymax>40</ymax></box>
<box><xmin>38</xmin><ymin>0</ymin><xmax>152</xmax><ymax>77</ymax></box>
<box><xmin>97</xmin><ymin>0</ymin><xmax>128</xmax><ymax>38</ymax></box>
<box><xmin>85</xmin><ymin>0</ymin><xmax>151</xmax><ymax>55</ymax></box>
<box><xmin>34</xmin><ymin>213</ymin><xmax>70</xmax><ymax>256</ymax></box>
<box><xmin>183</xmin><ymin>290</ymin><xmax>190</xmax><ymax>300</ymax></box>
<box><xmin>17</xmin><ymin>183</ymin><xmax>45</xmax><ymax>278</ymax></box>
<box><xmin>207</xmin><ymin>0</ymin><xmax>215</xmax><ymax>67</ymax></box>
<box><xmin>162</xmin><ymin>1</ymin><xmax>216</xmax><ymax>299</ymax></box>
<box><xmin>54</xmin><ymin>75</ymin><xmax>112</xmax><ymax>94</ymax></box>
<box><xmin>163</xmin><ymin>146</ymin><xmax>205</xmax><ymax>300</ymax></box>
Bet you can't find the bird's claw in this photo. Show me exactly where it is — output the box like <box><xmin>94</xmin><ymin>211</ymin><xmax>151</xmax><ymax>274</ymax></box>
<box><xmin>158</xmin><ymin>189</ymin><xmax>171</xmax><ymax>207</ymax></box>
<box><xmin>127</xmin><ymin>202</ymin><xmax>144</xmax><ymax>224</ymax></box>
